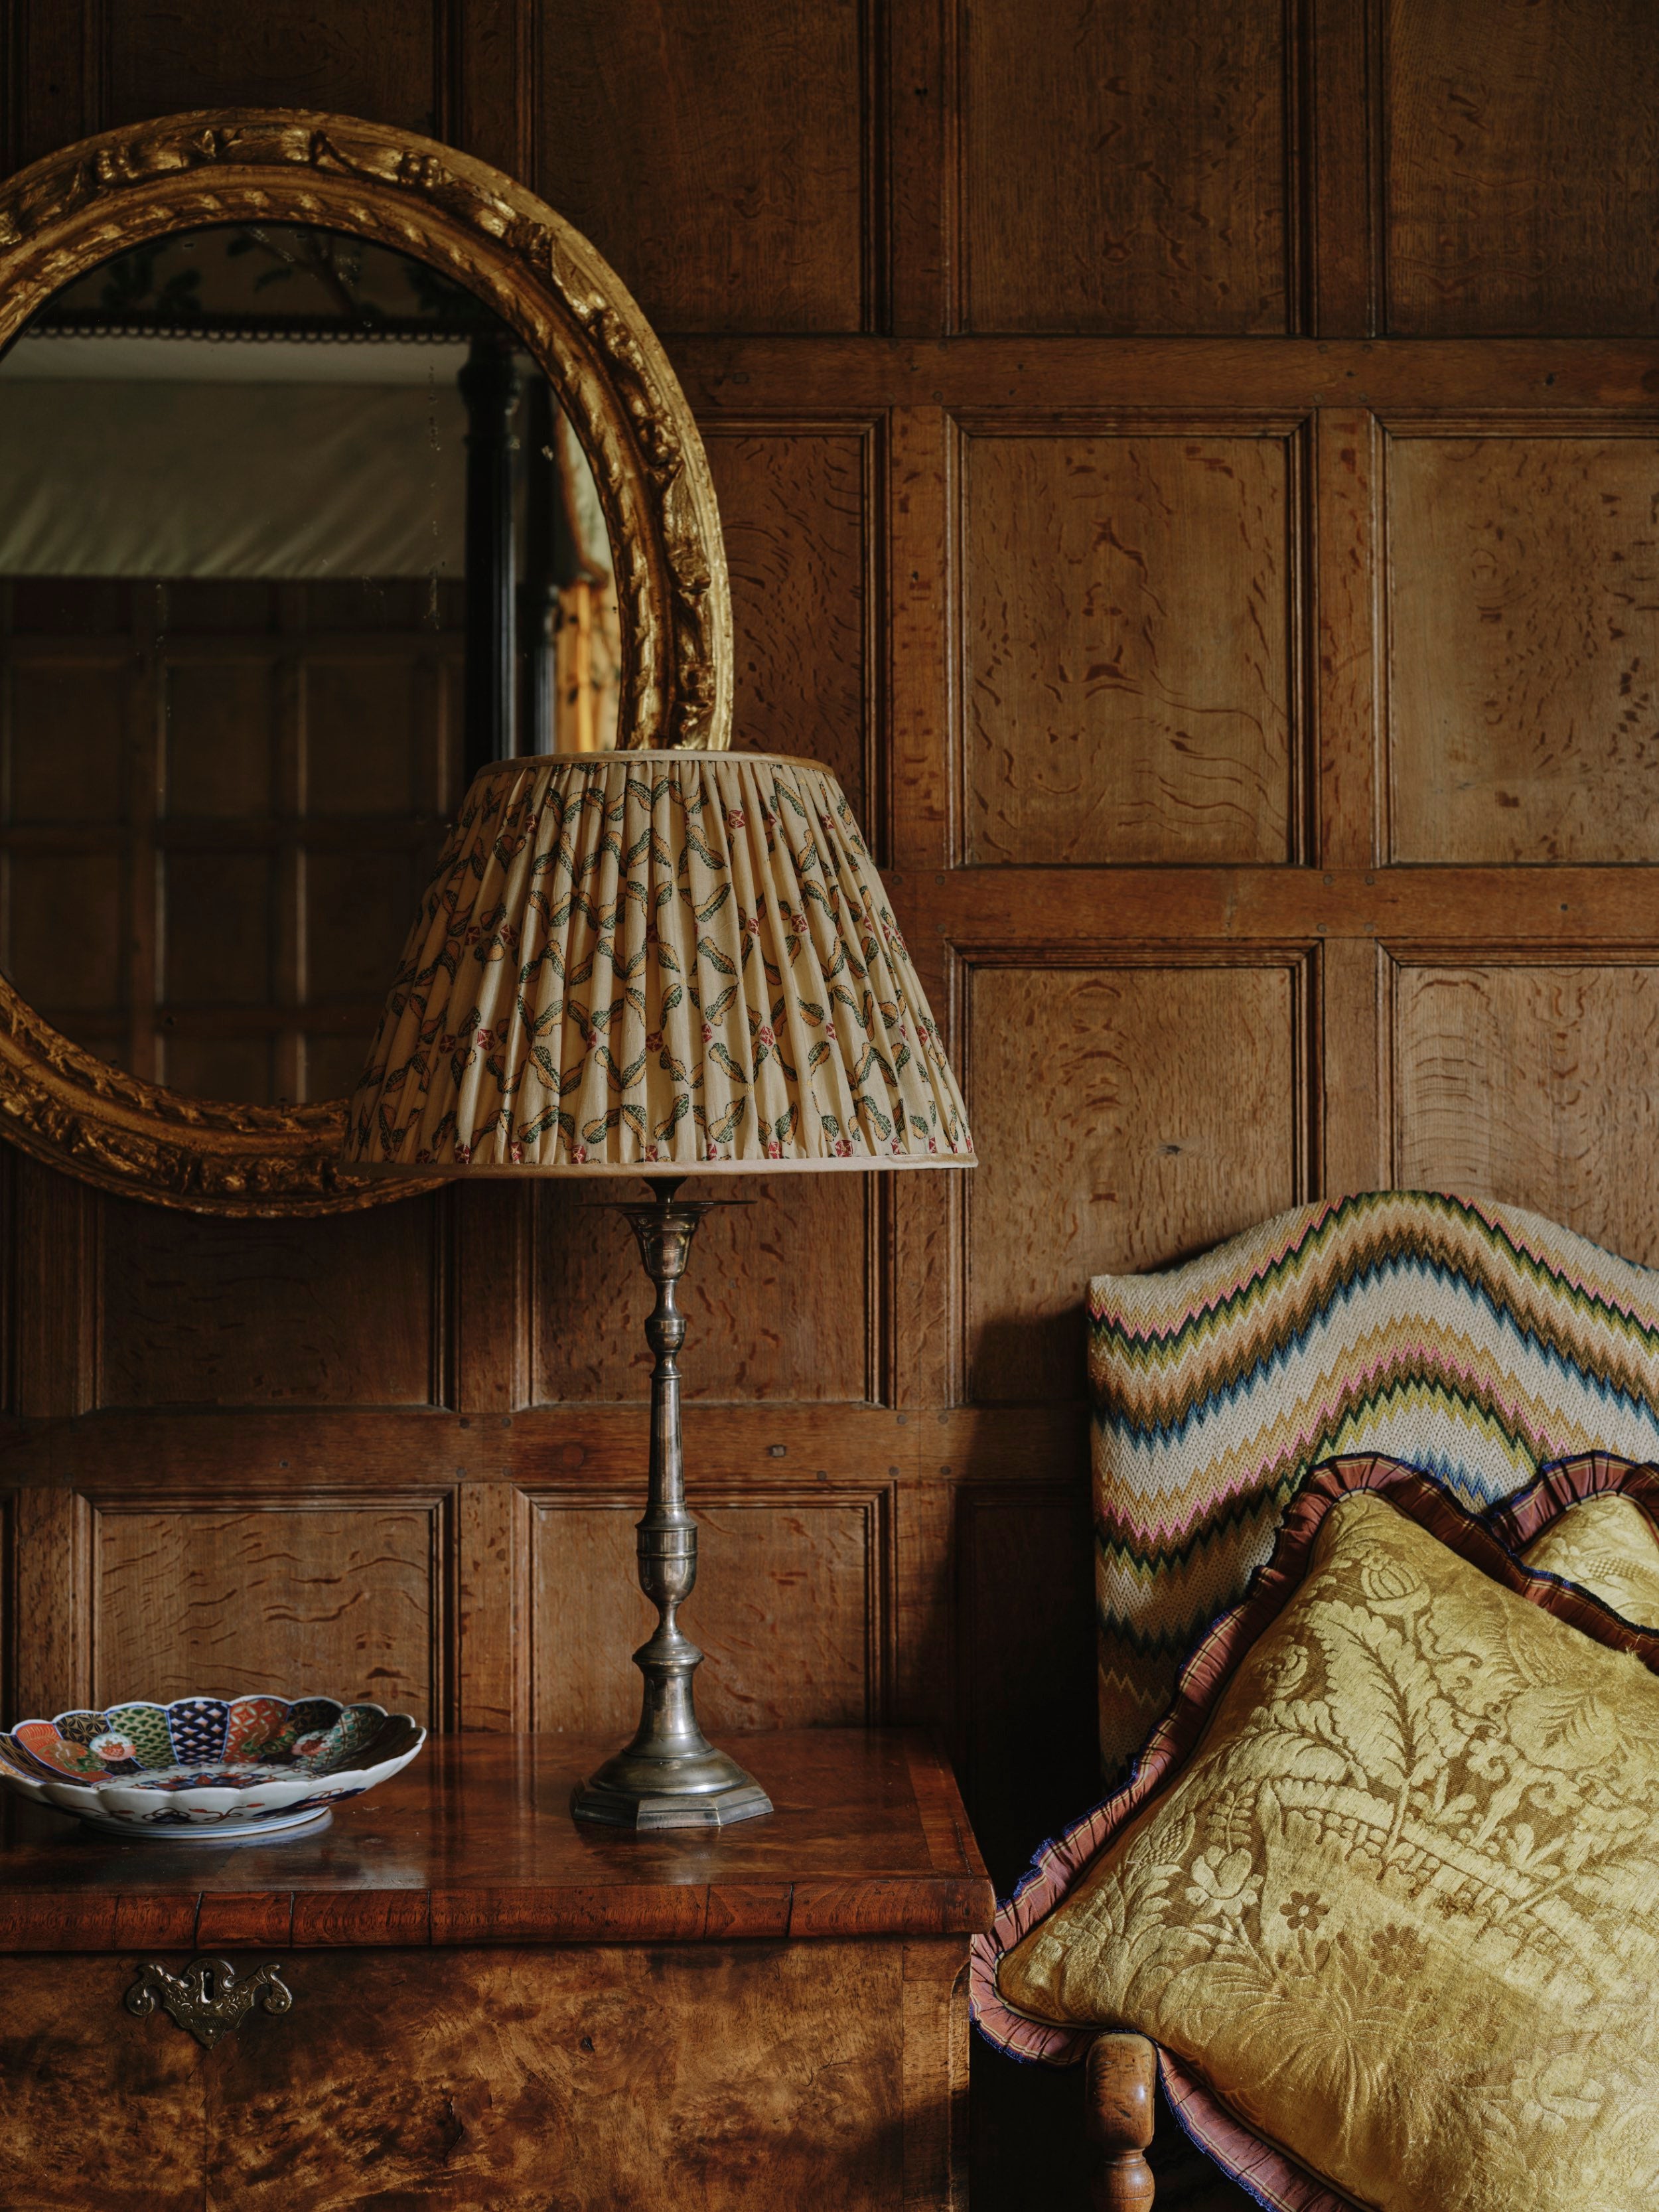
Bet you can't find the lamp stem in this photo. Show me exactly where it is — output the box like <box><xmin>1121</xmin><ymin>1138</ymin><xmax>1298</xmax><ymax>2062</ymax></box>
<box><xmin>570</xmin><ymin>1183</ymin><xmax>772</xmax><ymax>1829</ymax></box>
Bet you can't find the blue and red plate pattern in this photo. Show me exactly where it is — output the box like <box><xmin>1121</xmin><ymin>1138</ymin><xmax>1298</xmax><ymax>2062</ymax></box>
<box><xmin>0</xmin><ymin>1692</ymin><xmax>425</xmax><ymax>1840</ymax></box>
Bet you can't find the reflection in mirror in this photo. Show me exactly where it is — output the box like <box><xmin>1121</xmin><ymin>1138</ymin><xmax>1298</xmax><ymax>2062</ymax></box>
<box><xmin>0</xmin><ymin>224</ymin><xmax>617</xmax><ymax>1108</ymax></box>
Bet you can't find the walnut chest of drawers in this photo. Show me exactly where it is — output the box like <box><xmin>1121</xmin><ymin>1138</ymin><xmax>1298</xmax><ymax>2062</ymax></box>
<box><xmin>0</xmin><ymin>1729</ymin><xmax>993</xmax><ymax>2210</ymax></box>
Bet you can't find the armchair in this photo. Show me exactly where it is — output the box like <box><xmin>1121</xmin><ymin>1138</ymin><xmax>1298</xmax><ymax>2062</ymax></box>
<box><xmin>999</xmin><ymin>1189</ymin><xmax>1659</xmax><ymax>2208</ymax></box>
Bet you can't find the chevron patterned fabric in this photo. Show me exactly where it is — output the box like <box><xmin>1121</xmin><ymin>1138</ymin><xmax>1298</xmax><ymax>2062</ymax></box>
<box><xmin>1093</xmin><ymin>1189</ymin><xmax>1659</xmax><ymax>1775</ymax></box>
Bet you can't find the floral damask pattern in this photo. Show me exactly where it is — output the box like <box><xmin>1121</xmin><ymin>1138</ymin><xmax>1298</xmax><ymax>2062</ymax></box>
<box><xmin>1520</xmin><ymin>1491</ymin><xmax>1659</xmax><ymax>1628</ymax></box>
<box><xmin>999</xmin><ymin>1491</ymin><xmax>1659</xmax><ymax>2212</ymax></box>
<box><xmin>346</xmin><ymin>751</ymin><xmax>974</xmax><ymax>1171</ymax></box>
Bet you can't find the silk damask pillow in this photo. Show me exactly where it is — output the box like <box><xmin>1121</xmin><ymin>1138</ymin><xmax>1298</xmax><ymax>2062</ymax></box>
<box><xmin>1492</xmin><ymin>1454</ymin><xmax>1659</xmax><ymax>1628</ymax></box>
<box><xmin>977</xmin><ymin>1458</ymin><xmax>1659</xmax><ymax>2212</ymax></box>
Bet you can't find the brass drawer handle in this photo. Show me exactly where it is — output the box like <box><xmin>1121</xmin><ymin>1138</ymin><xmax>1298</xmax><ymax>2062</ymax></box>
<box><xmin>125</xmin><ymin>1955</ymin><xmax>293</xmax><ymax>2049</ymax></box>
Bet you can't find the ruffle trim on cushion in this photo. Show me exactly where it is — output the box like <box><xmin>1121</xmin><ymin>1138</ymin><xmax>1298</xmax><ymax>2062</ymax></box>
<box><xmin>970</xmin><ymin>1451</ymin><xmax>1659</xmax><ymax>2205</ymax></box>
<box><xmin>1160</xmin><ymin>2050</ymin><xmax>1356</xmax><ymax>2212</ymax></box>
<box><xmin>1486</xmin><ymin>1448</ymin><xmax>1659</xmax><ymax>1558</ymax></box>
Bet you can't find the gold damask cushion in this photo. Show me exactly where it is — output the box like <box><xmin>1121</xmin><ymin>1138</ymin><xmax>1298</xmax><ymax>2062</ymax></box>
<box><xmin>997</xmin><ymin>1479</ymin><xmax>1659</xmax><ymax>2212</ymax></box>
<box><xmin>1520</xmin><ymin>1491</ymin><xmax>1659</xmax><ymax>1625</ymax></box>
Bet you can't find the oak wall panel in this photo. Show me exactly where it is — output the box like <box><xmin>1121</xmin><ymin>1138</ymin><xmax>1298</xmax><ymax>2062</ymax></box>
<box><xmin>964</xmin><ymin>958</ymin><xmax>1307</xmax><ymax>1404</ymax></box>
<box><xmin>964</xmin><ymin>0</ymin><xmax>1291</xmax><ymax>334</ymax></box>
<box><xmin>91</xmin><ymin>1493</ymin><xmax>447</xmax><ymax>1722</ymax></box>
<box><xmin>529</xmin><ymin>1483</ymin><xmax>890</xmax><ymax>1734</ymax></box>
<box><xmin>1392</xmin><ymin>960</ymin><xmax>1659</xmax><ymax>1264</ymax></box>
<box><xmin>964</xmin><ymin>429</ymin><xmax>1299</xmax><ymax>865</ymax></box>
<box><xmin>531</xmin><ymin>0</ymin><xmax>868</xmax><ymax>334</ymax></box>
<box><xmin>1386</xmin><ymin>0</ymin><xmax>1659</xmax><ymax>336</ymax></box>
<box><xmin>703</xmin><ymin>426</ymin><xmax>874</xmax><ymax>822</ymax></box>
<box><xmin>101</xmin><ymin>2</ymin><xmax>443</xmax><ymax>135</ymax></box>
<box><xmin>98</xmin><ymin>1195</ymin><xmax>447</xmax><ymax>1409</ymax></box>
<box><xmin>1388</xmin><ymin>432</ymin><xmax>1659</xmax><ymax>863</ymax></box>
<box><xmin>532</xmin><ymin>1178</ymin><xmax>874</xmax><ymax>1404</ymax></box>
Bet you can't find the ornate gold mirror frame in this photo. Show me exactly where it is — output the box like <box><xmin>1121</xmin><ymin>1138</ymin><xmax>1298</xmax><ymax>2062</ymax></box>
<box><xmin>0</xmin><ymin>110</ymin><xmax>731</xmax><ymax>1213</ymax></box>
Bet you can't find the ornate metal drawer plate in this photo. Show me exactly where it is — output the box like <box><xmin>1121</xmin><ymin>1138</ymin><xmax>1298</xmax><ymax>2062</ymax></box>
<box><xmin>125</xmin><ymin>1956</ymin><xmax>293</xmax><ymax>2049</ymax></box>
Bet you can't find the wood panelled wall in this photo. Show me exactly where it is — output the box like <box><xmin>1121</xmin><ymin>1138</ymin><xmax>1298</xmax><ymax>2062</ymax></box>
<box><xmin>4</xmin><ymin>3</ymin><xmax>1658</xmax><ymax>2199</ymax></box>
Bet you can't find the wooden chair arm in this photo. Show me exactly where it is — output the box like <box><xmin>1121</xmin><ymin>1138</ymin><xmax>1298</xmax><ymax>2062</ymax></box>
<box><xmin>1086</xmin><ymin>2031</ymin><xmax>1157</xmax><ymax>2210</ymax></box>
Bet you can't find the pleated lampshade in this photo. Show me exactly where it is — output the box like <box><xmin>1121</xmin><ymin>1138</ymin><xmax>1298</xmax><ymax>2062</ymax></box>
<box><xmin>344</xmin><ymin>750</ymin><xmax>975</xmax><ymax>1174</ymax></box>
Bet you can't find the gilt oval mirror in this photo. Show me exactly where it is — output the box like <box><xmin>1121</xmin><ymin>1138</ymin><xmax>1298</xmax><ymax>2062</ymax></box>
<box><xmin>0</xmin><ymin>110</ymin><xmax>732</xmax><ymax>1213</ymax></box>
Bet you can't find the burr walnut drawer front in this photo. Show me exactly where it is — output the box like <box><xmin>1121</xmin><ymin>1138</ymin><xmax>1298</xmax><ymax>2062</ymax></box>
<box><xmin>0</xmin><ymin>1937</ymin><xmax>970</xmax><ymax>2211</ymax></box>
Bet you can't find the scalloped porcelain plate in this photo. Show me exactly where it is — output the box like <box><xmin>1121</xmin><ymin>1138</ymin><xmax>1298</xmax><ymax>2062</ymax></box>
<box><xmin>0</xmin><ymin>1694</ymin><xmax>426</xmax><ymax>1843</ymax></box>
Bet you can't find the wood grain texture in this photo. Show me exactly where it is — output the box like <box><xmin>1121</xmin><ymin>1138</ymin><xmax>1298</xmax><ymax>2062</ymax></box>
<box><xmin>0</xmin><ymin>1929</ymin><xmax>973</xmax><ymax>2203</ymax></box>
<box><xmin>101</xmin><ymin>0</ymin><xmax>443</xmax><ymax>133</ymax></box>
<box><xmin>457</xmin><ymin>1478</ymin><xmax>528</xmax><ymax>1732</ymax></box>
<box><xmin>92</xmin><ymin>1495</ymin><xmax>447</xmax><ymax>1722</ymax></box>
<box><xmin>964</xmin><ymin>0</ymin><xmax>1291</xmax><ymax>334</ymax></box>
<box><xmin>197</xmin><ymin>1943</ymin><xmax>914</xmax><ymax>2209</ymax></box>
<box><xmin>1386</xmin><ymin>0</ymin><xmax>1659</xmax><ymax>335</ymax></box>
<box><xmin>532</xmin><ymin>0</ymin><xmax>867</xmax><ymax>334</ymax></box>
<box><xmin>97</xmin><ymin>1193</ymin><xmax>445</xmax><ymax>1408</ymax></box>
<box><xmin>891</xmin><ymin>863</ymin><xmax>1659</xmax><ymax>950</ymax></box>
<box><xmin>531</xmin><ymin>1176</ymin><xmax>874</xmax><ymax>1404</ymax></box>
<box><xmin>1315</xmin><ymin>409</ymin><xmax>1380</xmax><ymax>866</ymax></box>
<box><xmin>449</xmin><ymin>1179</ymin><xmax>530</xmax><ymax>1416</ymax></box>
<box><xmin>885</xmin><ymin>0</ymin><xmax>960</xmax><ymax>337</ymax></box>
<box><xmin>9</xmin><ymin>1152</ymin><xmax>98</xmax><ymax>1419</ymax></box>
<box><xmin>449</xmin><ymin>0</ymin><xmax>534</xmax><ymax>183</ymax></box>
<box><xmin>0</xmin><ymin>1952</ymin><xmax>203</xmax><ymax>2211</ymax></box>
<box><xmin>887</xmin><ymin>406</ymin><xmax>956</xmax><ymax>872</ymax></box>
<box><xmin>530</xmin><ymin>1484</ymin><xmax>889</xmax><ymax>1733</ymax></box>
<box><xmin>668</xmin><ymin>333</ymin><xmax>1659</xmax><ymax>417</ymax></box>
<box><xmin>1392</xmin><ymin>961</ymin><xmax>1659</xmax><ymax>1265</ymax></box>
<box><xmin>964</xmin><ymin>431</ymin><xmax>1297</xmax><ymax>864</ymax></box>
<box><xmin>704</xmin><ymin>426</ymin><xmax>875</xmax><ymax>821</ymax></box>
<box><xmin>1321</xmin><ymin>935</ymin><xmax>1386</xmax><ymax>1196</ymax></box>
<box><xmin>0</xmin><ymin>1732</ymin><xmax>993</xmax><ymax>1951</ymax></box>
<box><xmin>1085</xmin><ymin>2033</ymin><xmax>1157</xmax><ymax>2212</ymax></box>
<box><xmin>1387</xmin><ymin>433</ymin><xmax>1659</xmax><ymax>862</ymax></box>
<box><xmin>7</xmin><ymin>1</ymin><xmax>91</xmax><ymax>172</ymax></box>
<box><xmin>965</xmin><ymin>961</ymin><xmax>1305</xmax><ymax>1403</ymax></box>
<box><xmin>1306</xmin><ymin>0</ymin><xmax>1381</xmax><ymax>336</ymax></box>
<box><xmin>9</xmin><ymin>1485</ymin><xmax>91</xmax><ymax>1720</ymax></box>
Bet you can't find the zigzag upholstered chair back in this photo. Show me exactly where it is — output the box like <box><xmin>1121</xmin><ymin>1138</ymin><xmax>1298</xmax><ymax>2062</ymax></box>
<box><xmin>1091</xmin><ymin>1189</ymin><xmax>1659</xmax><ymax>1775</ymax></box>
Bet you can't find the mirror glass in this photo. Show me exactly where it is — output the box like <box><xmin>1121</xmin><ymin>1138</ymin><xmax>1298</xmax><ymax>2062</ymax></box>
<box><xmin>0</xmin><ymin>222</ymin><xmax>618</xmax><ymax>1107</ymax></box>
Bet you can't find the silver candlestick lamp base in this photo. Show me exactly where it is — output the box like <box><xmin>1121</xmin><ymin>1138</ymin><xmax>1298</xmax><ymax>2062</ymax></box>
<box><xmin>570</xmin><ymin>1181</ymin><xmax>772</xmax><ymax>1831</ymax></box>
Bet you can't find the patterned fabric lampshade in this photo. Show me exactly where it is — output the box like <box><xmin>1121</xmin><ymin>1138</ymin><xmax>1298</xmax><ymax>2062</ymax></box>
<box><xmin>342</xmin><ymin>749</ymin><xmax>974</xmax><ymax>1834</ymax></box>
<box><xmin>344</xmin><ymin>749</ymin><xmax>974</xmax><ymax>1175</ymax></box>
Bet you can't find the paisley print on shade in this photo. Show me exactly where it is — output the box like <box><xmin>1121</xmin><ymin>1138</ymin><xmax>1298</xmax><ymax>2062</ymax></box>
<box><xmin>993</xmin><ymin>1471</ymin><xmax>1659</xmax><ymax>2212</ymax></box>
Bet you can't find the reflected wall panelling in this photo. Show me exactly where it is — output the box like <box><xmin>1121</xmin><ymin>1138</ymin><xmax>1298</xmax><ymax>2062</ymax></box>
<box><xmin>5</xmin><ymin>7</ymin><xmax>1659</xmax><ymax>2199</ymax></box>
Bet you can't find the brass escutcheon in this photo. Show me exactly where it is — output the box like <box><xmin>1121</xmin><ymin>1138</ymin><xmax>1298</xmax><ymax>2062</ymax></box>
<box><xmin>124</xmin><ymin>1955</ymin><xmax>293</xmax><ymax>2050</ymax></box>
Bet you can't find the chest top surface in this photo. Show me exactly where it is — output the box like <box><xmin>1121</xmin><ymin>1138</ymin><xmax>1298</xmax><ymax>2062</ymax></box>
<box><xmin>0</xmin><ymin>1728</ymin><xmax>993</xmax><ymax>1953</ymax></box>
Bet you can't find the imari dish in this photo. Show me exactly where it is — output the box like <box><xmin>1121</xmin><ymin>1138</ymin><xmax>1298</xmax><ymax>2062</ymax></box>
<box><xmin>0</xmin><ymin>1693</ymin><xmax>426</xmax><ymax>1842</ymax></box>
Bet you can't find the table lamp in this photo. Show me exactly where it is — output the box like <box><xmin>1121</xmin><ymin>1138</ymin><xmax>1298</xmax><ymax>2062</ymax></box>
<box><xmin>343</xmin><ymin>749</ymin><xmax>974</xmax><ymax>1828</ymax></box>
